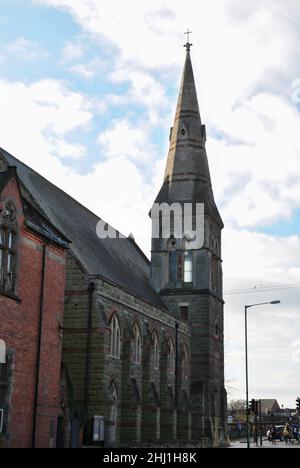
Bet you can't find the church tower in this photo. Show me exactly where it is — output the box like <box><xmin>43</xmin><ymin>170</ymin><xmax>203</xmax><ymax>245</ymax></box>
<box><xmin>150</xmin><ymin>40</ymin><xmax>227</xmax><ymax>446</ymax></box>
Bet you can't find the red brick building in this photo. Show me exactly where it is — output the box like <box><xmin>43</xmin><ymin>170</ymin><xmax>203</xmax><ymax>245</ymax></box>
<box><xmin>0</xmin><ymin>158</ymin><xmax>68</xmax><ymax>448</ymax></box>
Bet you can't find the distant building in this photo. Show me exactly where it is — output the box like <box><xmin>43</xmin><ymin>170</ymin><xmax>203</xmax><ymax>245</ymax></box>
<box><xmin>260</xmin><ymin>399</ymin><xmax>281</xmax><ymax>415</ymax></box>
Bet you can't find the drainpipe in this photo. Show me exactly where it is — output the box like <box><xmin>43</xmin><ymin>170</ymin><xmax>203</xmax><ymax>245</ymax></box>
<box><xmin>175</xmin><ymin>322</ymin><xmax>179</xmax><ymax>440</ymax></box>
<box><xmin>32</xmin><ymin>244</ymin><xmax>47</xmax><ymax>449</ymax></box>
<box><xmin>84</xmin><ymin>282</ymin><xmax>96</xmax><ymax>445</ymax></box>
<box><xmin>175</xmin><ymin>322</ymin><xmax>179</xmax><ymax>407</ymax></box>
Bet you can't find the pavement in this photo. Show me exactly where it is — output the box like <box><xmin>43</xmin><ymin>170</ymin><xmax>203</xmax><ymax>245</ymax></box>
<box><xmin>229</xmin><ymin>440</ymin><xmax>300</xmax><ymax>449</ymax></box>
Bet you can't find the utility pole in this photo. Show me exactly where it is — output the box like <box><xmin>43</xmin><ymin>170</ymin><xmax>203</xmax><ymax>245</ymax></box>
<box><xmin>259</xmin><ymin>400</ymin><xmax>263</xmax><ymax>447</ymax></box>
<box><xmin>244</xmin><ymin>301</ymin><xmax>281</xmax><ymax>449</ymax></box>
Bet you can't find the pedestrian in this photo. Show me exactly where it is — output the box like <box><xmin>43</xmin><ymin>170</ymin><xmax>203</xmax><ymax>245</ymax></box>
<box><xmin>292</xmin><ymin>426</ymin><xmax>299</xmax><ymax>442</ymax></box>
<box><xmin>271</xmin><ymin>425</ymin><xmax>276</xmax><ymax>444</ymax></box>
<box><xmin>283</xmin><ymin>423</ymin><xmax>292</xmax><ymax>444</ymax></box>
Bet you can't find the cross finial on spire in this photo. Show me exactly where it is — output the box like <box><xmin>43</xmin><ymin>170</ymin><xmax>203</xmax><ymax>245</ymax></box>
<box><xmin>184</xmin><ymin>29</ymin><xmax>193</xmax><ymax>52</ymax></box>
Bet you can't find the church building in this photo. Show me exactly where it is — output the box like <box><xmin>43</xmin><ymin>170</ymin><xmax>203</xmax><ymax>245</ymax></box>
<box><xmin>0</xmin><ymin>44</ymin><xmax>227</xmax><ymax>448</ymax></box>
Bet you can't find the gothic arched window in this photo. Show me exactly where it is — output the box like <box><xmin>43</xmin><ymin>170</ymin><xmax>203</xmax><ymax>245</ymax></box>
<box><xmin>167</xmin><ymin>339</ymin><xmax>175</xmax><ymax>376</ymax></box>
<box><xmin>0</xmin><ymin>201</ymin><xmax>18</xmax><ymax>293</ymax></box>
<box><xmin>132</xmin><ymin>323</ymin><xmax>142</xmax><ymax>365</ymax></box>
<box><xmin>152</xmin><ymin>331</ymin><xmax>160</xmax><ymax>370</ymax></box>
<box><xmin>182</xmin><ymin>346</ymin><xmax>189</xmax><ymax>380</ymax></box>
<box><xmin>169</xmin><ymin>251</ymin><xmax>178</xmax><ymax>282</ymax></box>
<box><xmin>110</xmin><ymin>315</ymin><xmax>121</xmax><ymax>359</ymax></box>
<box><xmin>184</xmin><ymin>251</ymin><xmax>193</xmax><ymax>283</ymax></box>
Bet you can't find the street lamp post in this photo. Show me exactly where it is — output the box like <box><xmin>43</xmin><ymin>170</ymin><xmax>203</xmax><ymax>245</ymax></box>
<box><xmin>245</xmin><ymin>300</ymin><xmax>281</xmax><ymax>449</ymax></box>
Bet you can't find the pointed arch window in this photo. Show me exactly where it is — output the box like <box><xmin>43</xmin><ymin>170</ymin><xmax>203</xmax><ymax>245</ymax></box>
<box><xmin>184</xmin><ymin>251</ymin><xmax>193</xmax><ymax>283</ymax></box>
<box><xmin>167</xmin><ymin>339</ymin><xmax>175</xmax><ymax>377</ymax></box>
<box><xmin>110</xmin><ymin>315</ymin><xmax>121</xmax><ymax>359</ymax></box>
<box><xmin>0</xmin><ymin>201</ymin><xmax>18</xmax><ymax>294</ymax></box>
<box><xmin>169</xmin><ymin>239</ymin><xmax>193</xmax><ymax>284</ymax></box>
<box><xmin>132</xmin><ymin>323</ymin><xmax>142</xmax><ymax>365</ymax></box>
<box><xmin>182</xmin><ymin>346</ymin><xmax>189</xmax><ymax>380</ymax></box>
<box><xmin>152</xmin><ymin>331</ymin><xmax>160</xmax><ymax>370</ymax></box>
<box><xmin>169</xmin><ymin>251</ymin><xmax>178</xmax><ymax>282</ymax></box>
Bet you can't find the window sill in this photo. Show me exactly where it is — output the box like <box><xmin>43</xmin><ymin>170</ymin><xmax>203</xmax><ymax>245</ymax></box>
<box><xmin>0</xmin><ymin>289</ymin><xmax>21</xmax><ymax>303</ymax></box>
<box><xmin>108</xmin><ymin>355</ymin><xmax>121</xmax><ymax>361</ymax></box>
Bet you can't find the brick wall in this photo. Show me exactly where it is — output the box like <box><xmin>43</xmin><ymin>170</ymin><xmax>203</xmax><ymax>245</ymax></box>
<box><xmin>0</xmin><ymin>175</ymin><xmax>66</xmax><ymax>448</ymax></box>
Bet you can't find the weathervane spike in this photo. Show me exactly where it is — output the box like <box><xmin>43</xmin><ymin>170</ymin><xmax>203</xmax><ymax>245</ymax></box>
<box><xmin>184</xmin><ymin>29</ymin><xmax>193</xmax><ymax>52</ymax></box>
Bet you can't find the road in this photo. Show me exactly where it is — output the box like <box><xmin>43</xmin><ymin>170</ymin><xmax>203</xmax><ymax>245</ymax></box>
<box><xmin>229</xmin><ymin>440</ymin><xmax>300</xmax><ymax>449</ymax></box>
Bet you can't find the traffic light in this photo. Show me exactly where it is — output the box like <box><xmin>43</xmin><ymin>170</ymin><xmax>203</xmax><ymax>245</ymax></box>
<box><xmin>296</xmin><ymin>397</ymin><xmax>300</xmax><ymax>410</ymax></box>
<box><xmin>249</xmin><ymin>399</ymin><xmax>259</xmax><ymax>415</ymax></box>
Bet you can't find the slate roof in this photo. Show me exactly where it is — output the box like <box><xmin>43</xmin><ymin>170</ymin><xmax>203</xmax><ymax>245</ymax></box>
<box><xmin>260</xmin><ymin>399</ymin><xmax>281</xmax><ymax>414</ymax></box>
<box><xmin>0</xmin><ymin>166</ymin><xmax>68</xmax><ymax>248</ymax></box>
<box><xmin>154</xmin><ymin>50</ymin><xmax>223</xmax><ymax>228</ymax></box>
<box><xmin>23</xmin><ymin>199</ymin><xmax>70</xmax><ymax>248</ymax></box>
<box><xmin>0</xmin><ymin>147</ymin><xmax>168</xmax><ymax>310</ymax></box>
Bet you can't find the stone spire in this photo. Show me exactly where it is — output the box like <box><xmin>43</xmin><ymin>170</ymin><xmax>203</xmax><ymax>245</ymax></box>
<box><xmin>154</xmin><ymin>48</ymin><xmax>223</xmax><ymax>228</ymax></box>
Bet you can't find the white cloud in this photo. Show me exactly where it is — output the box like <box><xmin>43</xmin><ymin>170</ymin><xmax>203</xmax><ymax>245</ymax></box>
<box><xmin>6</xmin><ymin>37</ymin><xmax>49</xmax><ymax>60</ymax></box>
<box><xmin>223</xmin><ymin>227</ymin><xmax>300</xmax><ymax>286</ymax></box>
<box><xmin>206</xmin><ymin>92</ymin><xmax>300</xmax><ymax>229</ymax></box>
<box><xmin>67</xmin><ymin>63</ymin><xmax>95</xmax><ymax>79</ymax></box>
<box><xmin>0</xmin><ymin>78</ymin><xmax>92</xmax><ymax>173</ymax></box>
<box><xmin>110</xmin><ymin>68</ymin><xmax>169</xmax><ymax>124</ymax></box>
<box><xmin>11</xmin><ymin>0</ymin><xmax>300</xmax><ymax>407</ymax></box>
<box><xmin>62</xmin><ymin>41</ymin><xmax>85</xmax><ymax>62</ymax></box>
<box><xmin>0</xmin><ymin>77</ymin><xmax>156</xmax><ymax>253</ymax></box>
<box><xmin>33</xmin><ymin>0</ymin><xmax>300</xmax><ymax>228</ymax></box>
<box><xmin>98</xmin><ymin>118</ymin><xmax>154</xmax><ymax>163</ymax></box>
<box><xmin>51</xmin><ymin>139</ymin><xmax>86</xmax><ymax>160</ymax></box>
<box><xmin>34</xmin><ymin>0</ymin><xmax>183</xmax><ymax>67</ymax></box>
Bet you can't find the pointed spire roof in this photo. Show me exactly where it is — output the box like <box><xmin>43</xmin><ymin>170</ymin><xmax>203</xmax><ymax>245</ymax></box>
<box><xmin>173</xmin><ymin>49</ymin><xmax>202</xmax><ymax>126</ymax></box>
<box><xmin>154</xmin><ymin>48</ymin><xmax>223</xmax><ymax>228</ymax></box>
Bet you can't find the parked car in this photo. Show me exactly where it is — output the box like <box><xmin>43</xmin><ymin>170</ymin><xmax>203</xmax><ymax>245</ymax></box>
<box><xmin>267</xmin><ymin>426</ymin><xmax>285</xmax><ymax>442</ymax></box>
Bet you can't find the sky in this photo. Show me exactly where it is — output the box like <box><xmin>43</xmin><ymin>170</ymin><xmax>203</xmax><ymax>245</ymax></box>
<box><xmin>0</xmin><ymin>0</ymin><xmax>300</xmax><ymax>408</ymax></box>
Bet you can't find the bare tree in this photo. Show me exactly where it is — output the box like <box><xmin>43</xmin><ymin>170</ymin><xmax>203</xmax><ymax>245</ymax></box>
<box><xmin>228</xmin><ymin>400</ymin><xmax>247</xmax><ymax>423</ymax></box>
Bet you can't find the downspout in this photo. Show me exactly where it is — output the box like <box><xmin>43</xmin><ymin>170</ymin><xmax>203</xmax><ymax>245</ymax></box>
<box><xmin>84</xmin><ymin>281</ymin><xmax>96</xmax><ymax>444</ymax></box>
<box><xmin>175</xmin><ymin>322</ymin><xmax>179</xmax><ymax>440</ymax></box>
<box><xmin>175</xmin><ymin>322</ymin><xmax>179</xmax><ymax>407</ymax></box>
<box><xmin>32</xmin><ymin>244</ymin><xmax>47</xmax><ymax>448</ymax></box>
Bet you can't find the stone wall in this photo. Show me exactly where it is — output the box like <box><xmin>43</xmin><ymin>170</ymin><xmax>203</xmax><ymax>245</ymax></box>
<box><xmin>62</xmin><ymin>252</ymin><xmax>192</xmax><ymax>447</ymax></box>
<box><xmin>161</xmin><ymin>288</ymin><xmax>227</xmax><ymax>447</ymax></box>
